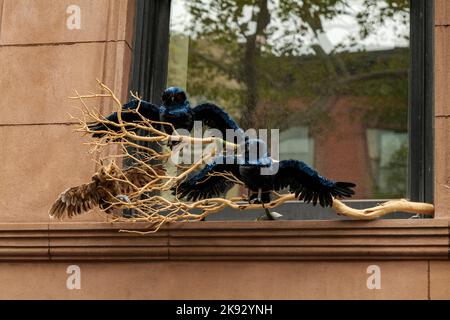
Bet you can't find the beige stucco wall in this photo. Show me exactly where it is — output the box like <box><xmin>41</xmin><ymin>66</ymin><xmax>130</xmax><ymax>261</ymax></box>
<box><xmin>0</xmin><ymin>0</ymin><xmax>449</xmax><ymax>300</ymax></box>
<box><xmin>0</xmin><ymin>0</ymin><xmax>134</xmax><ymax>223</ymax></box>
<box><xmin>0</xmin><ymin>261</ymin><xmax>434</xmax><ymax>299</ymax></box>
<box><xmin>435</xmin><ymin>0</ymin><xmax>450</xmax><ymax>218</ymax></box>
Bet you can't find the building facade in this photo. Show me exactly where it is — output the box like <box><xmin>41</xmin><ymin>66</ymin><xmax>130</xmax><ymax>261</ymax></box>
<box><xmin>0</xmin><ymin>0</ymin><xmax>448</xmax><ymax>299</ymax></box>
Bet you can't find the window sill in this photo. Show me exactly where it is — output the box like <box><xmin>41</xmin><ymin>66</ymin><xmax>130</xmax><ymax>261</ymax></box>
<box><xmin>1</xmin><ymin>219</ymin><xmax>448</xmax><ymax>261</ymax></box>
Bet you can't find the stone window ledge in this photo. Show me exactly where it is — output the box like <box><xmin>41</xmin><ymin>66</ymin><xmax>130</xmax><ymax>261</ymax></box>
<box><xmin>0</xmin><ymin>219</ymin><xmax>448</xmax><ymax>261</ymax></box>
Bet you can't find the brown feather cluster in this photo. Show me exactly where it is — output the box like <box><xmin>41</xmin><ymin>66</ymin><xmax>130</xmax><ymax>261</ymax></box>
<box><xmin>49</xmin><ymin>163</ymin><xmax>165</xmax><ymax>219</ymax></box>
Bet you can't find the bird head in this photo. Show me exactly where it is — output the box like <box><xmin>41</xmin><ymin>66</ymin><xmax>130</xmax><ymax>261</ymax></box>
<box><xmin>94</xmin><ymin>162</ymin><xmax>120</xmax><ymax>183</ymax></box>
<box><xmin>241</xmin><ymin>138</ymin><xmax>271</xmax><ymax>166</ymax></box>
<box><xmin>161</xmin><ymin>87</ymin><xmax>189</xmax><ymax>109</ymax></box>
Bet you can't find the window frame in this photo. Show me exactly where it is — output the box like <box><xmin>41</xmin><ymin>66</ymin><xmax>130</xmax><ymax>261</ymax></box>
<box><xmin>128</xmin><ymin>0</ymin><xmax>171</xmax><ymax>102</ymax></box>
<box><xmin>409</xmin><ymin>0</ymin><xmax>434</xmax><ymax>204</ymax></box>
<box><xmin>128</xmin><ymin>0</ymin><xmax>434</xmax><ymax>219</ymax></box>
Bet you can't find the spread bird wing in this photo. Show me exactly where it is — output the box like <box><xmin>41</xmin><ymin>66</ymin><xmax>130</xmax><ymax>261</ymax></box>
<box><xmin>172</xmin><ymin>156</ymin><xmax>242</xmax><ymax>202</ymax></box>
<box><xmin>49</xmin><ymin>181</ymin><xmax>103</xmax><ymax>219</ymax></box>
<box><xmin>272</xmin><ymin>160</ymin><xmax>356</xmax><ymax>207</ymax></box>
<box><xmin>192</xmin><ymin>103</ymin><xmax>243</xmax><ymax>140</ymax></box>
<box><xmin>50</xmin><ymin>164</ymin><xmax>165</xmax><ymax>219</ymax></box>
<box><xmin>88</xmin><ymin>99</ymin><xmax>161</xmax><ymax>138</ymax></box>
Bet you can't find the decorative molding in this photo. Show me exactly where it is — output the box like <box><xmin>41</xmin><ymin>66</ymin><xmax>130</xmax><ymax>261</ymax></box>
<box><xmin>168</xmin><ymin>220</ymin><xmax>449</xmax><ymax>261</ymax></box>
<box><xmin>49</xmin><ymin>223</ymin><xmax>168</xmax><ymax>261</ymax></box>
<box><xmin>0</xmin><ymin>220</ymin><xmax>447</xmax><ymax>261</ymax></box>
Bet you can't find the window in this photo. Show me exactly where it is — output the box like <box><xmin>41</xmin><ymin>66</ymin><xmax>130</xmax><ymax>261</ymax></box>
<box><xmin>129</xmin><ymin>0</ymin><xmax>433</xmax><ymax>219</ymax></box>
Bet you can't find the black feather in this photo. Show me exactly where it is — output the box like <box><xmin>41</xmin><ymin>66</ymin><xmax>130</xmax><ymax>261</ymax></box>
<box><xmin>173</xmin><ymin>140</ymin><xmax>357</xmax><ymax>208</ymax></box>
<box><xmin>192</xmin><ymin>103</ymin><xmax>243</xmax><ymax>141</ymax></box>
<box><xmin>272</xmin><ymin>160</ymin><xmax>356</xmax><ymax>208</ymax></box>
<box><xmin>172</xmin><ymin>156</ymin><xmax>242</xmax><ymax>201</ymax></box>
<box><xmin>89</xmin><ymin>100</ymin><xmax>160</xmax><ymax>138</ymax></box>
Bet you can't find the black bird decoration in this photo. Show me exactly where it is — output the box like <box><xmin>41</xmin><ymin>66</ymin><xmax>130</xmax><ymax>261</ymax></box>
<box><xmin>88</xmin><ymin>87</ymin><xmax>243</xmax><ymax>142</ymax></box>
<box><xmin>172</xmin><ymin>139</ymin><xmax>356</xmax><ymax>220</ymax></box>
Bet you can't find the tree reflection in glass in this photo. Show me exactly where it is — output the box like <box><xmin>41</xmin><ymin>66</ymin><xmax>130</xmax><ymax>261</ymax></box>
<box><xmin>167</xmin><ymin>0</ymin><xmax>410</xmax><ymax>199</ymax></box>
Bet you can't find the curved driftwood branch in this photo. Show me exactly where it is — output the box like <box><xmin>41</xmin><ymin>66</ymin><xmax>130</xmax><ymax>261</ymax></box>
<box><xmin>332</xmin><ymin>198</ymin><xmax>434</xmax><ymax>220</ymax></box>
<box><xmin>117</xmin><ymin>196</ymin><xmax>435</xmax><ymax>235</ymax></box>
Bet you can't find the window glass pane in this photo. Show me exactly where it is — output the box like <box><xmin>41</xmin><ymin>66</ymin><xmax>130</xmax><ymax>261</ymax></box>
<box><xmin>168</xmin><ymin>0</ymin><xmax>410</xmax><ymax>199</ymax></box>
